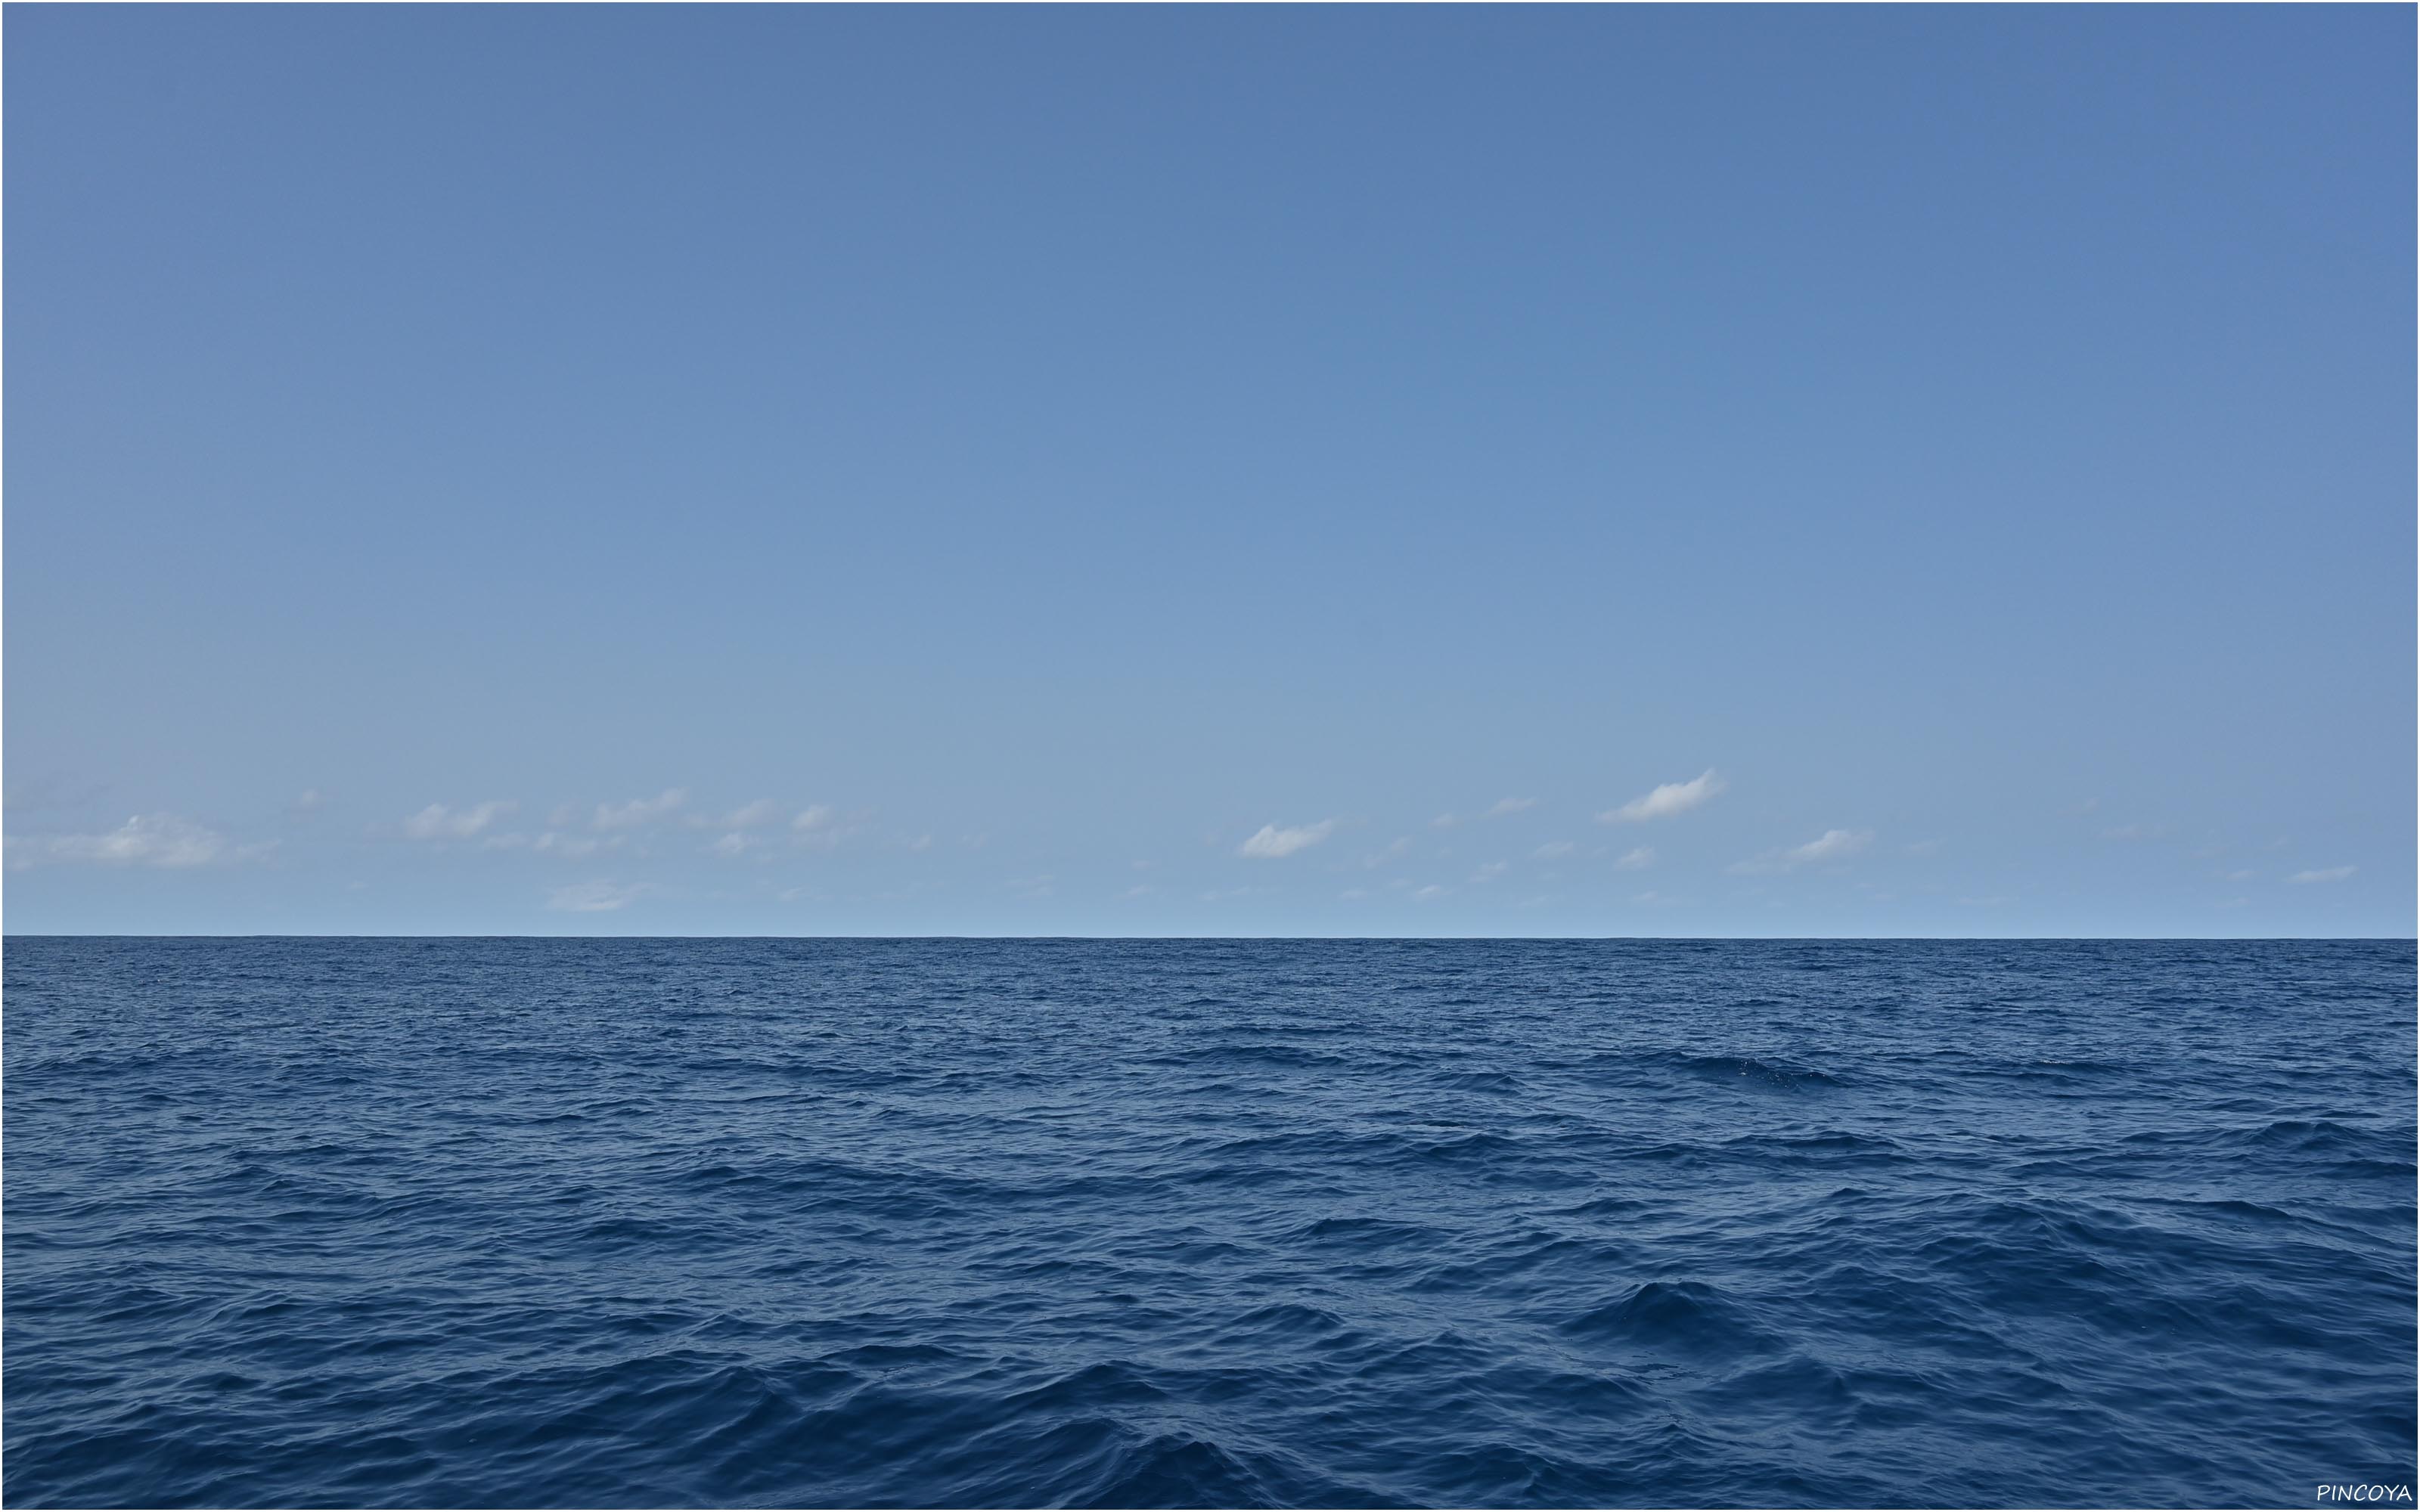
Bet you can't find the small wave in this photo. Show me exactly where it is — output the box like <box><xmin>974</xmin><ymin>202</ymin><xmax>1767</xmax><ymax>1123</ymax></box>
<box><xmin>5</xmin><ymin>935</ymin><xmax>2410</xmax><ymax>1508</ymax></box>
<box><xmin>1560</xmin><ymin>1279</ymin><xmax>1782</xmax><ymax>1362</ymax></box>
<box><xmin>1670</xmin><ymin>1052</ymin><xmax>1844</xmax><ymax>1091</ymax></box>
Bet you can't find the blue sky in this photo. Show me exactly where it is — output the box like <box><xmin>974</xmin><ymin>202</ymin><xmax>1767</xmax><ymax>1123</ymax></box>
<box><xmin>5</xmin><ymin>5</ymin><xmax>2411</xmax><ymax>936</ymax></box>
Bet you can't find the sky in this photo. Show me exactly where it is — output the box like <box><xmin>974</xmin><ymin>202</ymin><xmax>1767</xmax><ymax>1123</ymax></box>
<box><xmin>5</xmin><ymin>5</ymin><xmax>2412</xmax><ymax>937</ymax></box>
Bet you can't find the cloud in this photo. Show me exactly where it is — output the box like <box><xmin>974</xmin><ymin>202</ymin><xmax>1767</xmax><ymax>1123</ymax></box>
<box><xmin>789</xmin><ymin>805</ymin><xmax>858</xmax><ymax>850</ymax></box>
<box><xmin>1413</xmin><ymin>884</ymin><xmax>1446</xmax><ymax>901</ymax></box>
<box><xmin>28</xmin><ymin>813</ymin><xmax>246</xmax><ymax>868</ymax></box>
<box><xmin>1340</xmin><ymin>887</ymin><xmax>1370</xmax><ymax>900</ymax></box>
<box><xmin>1787</xmin><ymin>829</ymin><xmax>1871</xmax><ymax>864</ymax></box>
<box><xmin>1532</xmin><ymin>840</ymin><xmax>1575</xmax><ymax>860</ymax></box>
<box><xmin>1472</xmin><ymin>860</ymin><xmax>1508</xmax><ymax>884</ymax></box>
<box><xmin>1365</xmin><ymin>836</ymin><xmax>1413</xmax><ymax>868</ymax></box>
<box><xmin>1601</xmin><ymin>770</ymin><xmax>1725</xmax><ymax>823</ymax></box>
<box><xmin>593</xmin><ymin>789</ymin><xmax>687</xmax><ymax>831</ymax></box>
<box><xmin>1613</xmin><ymin>845</ymin><xmax>1655</xmax><ymax>870</ymax></box>
<box><xmin>696</xmin><ymin>798</ymin><xmax>782</xmax><ymax>831</ymax></box>
<box><xmin>546</xmin><ymin>879</ymin><xmax>647</xmax><ymax>912</ymax></box>
<box><xmin>2288</xmin><ymin>866</ymin><xmax>2355</xmax><ymax>885</ymax></box>
<box><xmin>402</xmin><ymin>801</ymin><xmax>517</xmax><ymax>839</ymax></box>
<box><xmin>709</xmin><ymin>833</ymin><xmax>759</xmax><ymax>857</ymax></box>
<box><xmin>1444</xmin><ymin>799</ymin><xmax>1536</xmax><ymax>826</ymax></box>
<box><xmin>1731</xmin><ymin>828</ymin><xmax>1873</xmax><ymax>874</ymax></box>
<box><xmin>1239</xmin><ymin>820</ymin><xmax>1334</xmax><ymax>858</ymax></box>
<box><xmin>293</xmin><ymin>789</ymin><xmax>327</xmax><ymax>814</ymax></box>
<box><xmin>489</xmin><ymin>831</ymin><xmax>625</xmax><ymax>857</ymax></box>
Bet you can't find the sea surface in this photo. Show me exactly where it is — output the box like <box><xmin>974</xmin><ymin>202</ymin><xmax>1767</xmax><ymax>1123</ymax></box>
<box><xmin>4</xmin><ymin>937</ymin><xmax>2412</xmax><ymax>1508</ymax></box>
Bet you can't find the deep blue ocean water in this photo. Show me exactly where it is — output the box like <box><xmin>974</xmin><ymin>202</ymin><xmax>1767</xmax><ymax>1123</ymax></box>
<box><xmin>3</xmin><ymin>937</ymin><xmax>2412</xmax><ymax>1508</ymax></box>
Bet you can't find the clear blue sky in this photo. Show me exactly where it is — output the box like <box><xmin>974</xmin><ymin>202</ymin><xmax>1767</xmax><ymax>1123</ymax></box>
<box><xmin>6</xmin><ymin>5</ymin><xmax>2411</xmax><ymax>936</ymax></box>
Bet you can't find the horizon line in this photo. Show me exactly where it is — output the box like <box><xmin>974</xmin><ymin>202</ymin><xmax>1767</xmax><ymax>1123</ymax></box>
<box><xmin>5</xmin><ymin>932</ymin><xmax>2412</xmax><ymax>944</ymax></box>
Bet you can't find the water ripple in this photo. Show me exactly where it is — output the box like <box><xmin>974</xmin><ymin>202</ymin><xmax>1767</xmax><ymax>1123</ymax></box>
<box><xmin>4</xmin><ymin>937</ymin><xmax>2412</xmax><ymax>1506</ymax></box>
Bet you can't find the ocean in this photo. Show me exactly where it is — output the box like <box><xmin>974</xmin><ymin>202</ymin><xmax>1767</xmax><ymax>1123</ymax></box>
<box><xmin>4</xmin><ymin>937</ymin><xmax>2412</xmax><ymax>1507</ymax></box>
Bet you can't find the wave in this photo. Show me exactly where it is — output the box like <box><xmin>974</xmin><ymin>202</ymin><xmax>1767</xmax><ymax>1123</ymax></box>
<box><xmin>4</xmin><ymin>936</ymin><xmax>2410</xmax><ymax>1507</ymax></box>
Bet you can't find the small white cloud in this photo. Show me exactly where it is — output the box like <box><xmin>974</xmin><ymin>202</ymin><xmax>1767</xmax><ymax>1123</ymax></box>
<box><xmin>1340</xmin><ymin>887</ymin><xmax>1369</xmax><ymax>900</ymax></box>
<box><xmin>696</xmin><ymin>798</ymin><xmax>782</xmax><ymax>831</ymax></box>
<box><xmin>786</xmin><ymin>805</ymin><xmax>859</xmax><ymax>850</ymax></box>
<box><xmin>2223</xmin><ymin>869</ymin><xmax>2254</xmax><ymax>882</ymax></box>
<box><xmin>1613</xmin><ymin>845</ymin><xmax>1655</xmax><ymax>870</ymax></box>
<box><xmin>1903</xmin><ymin>838</ymin><xmax>1941</xmax><ymax>856</ymax></box>
<box><xmin>34</xmin><ymin>813</ymin><xmax>244</xmax><ymax>868</ymax></box>
<box><xmin>1485</xmin><ymin>798</ymin><xmax>1535</xmax><ymax>818</ymax></box>
<box><xmin>2102</xmin><ymin>823</ymin><xmax>2162</xmax><ymax>841</ymax></box>
<box><xmin>1432</xmin><ymin>812</ymin><xmax>1460</xmax><ymax>829</ymax></box>
<box><xmin>1413</xmin><ymin>884</ymin><xmax>1446</xmax><ymax>901</ymax></box>
<box><xmin>1532</xmin><ymin>840</ymin><xmax>1575</xmax><ymax>860</ymax></box>
<box><xmin>709</xmin><ymin>832</ymin><xmax>758</xmax><ymax>857</ymax></box>
<box><xmin>1365</xmin><ymin>836</ymin><xmax>1413</xmax><ymax>868</ymax></box>
<box><xmin>1732</xmin><ymin>828</ymin><xmax>1872</xmax><ymax>874</ymax></box>
<box><xmin>905</xmin><ymin>834</ymin><xmax>935</xmax><ymax>852</ymax></box>
<box><xmin>1601</xmin><ymin>770</ymin><xmax>1725</xmax><ymax>823</ymax></box>
<box><xmin>1472</xmin><ymin>860</ymin><xmax>1508</xmax><ymax>884</ymax></box>
<box><xmin>293</xmin><ymin>789</ymin><xmax>327</xmax><ymax>813</ymax></box>
<box><xmin>1787</xmin><ymin>829</ymin><xmax>1871</xmax><ymax>864</ymax></box>
<box><xmin>1239</xmin><ymin>820</ymin><xmax>1334</xmax><ymax>859</ymax></box>
<box><xmin>402</xmin><ymin>801</ymin><xmax>517</xmax><ymax>840</ymax></box>
<box><xmin>1124</xmin><ymin>883</ymin><xmax>1156</xmax><ymax>898</ymax></box>
<box><xmin>547</xmin><ymin>879</ymin><xmax>647</xmax><ymax>912</ymax></box>
<box><xmin>593</xmin><ymin>789</ymin><xmax>687</xmax><ymax>831</ymax></box>
<box><xmin>2288</xmin><ymin>866</ymin><xmax>2355</xmax><ymax>885</ymax></box>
